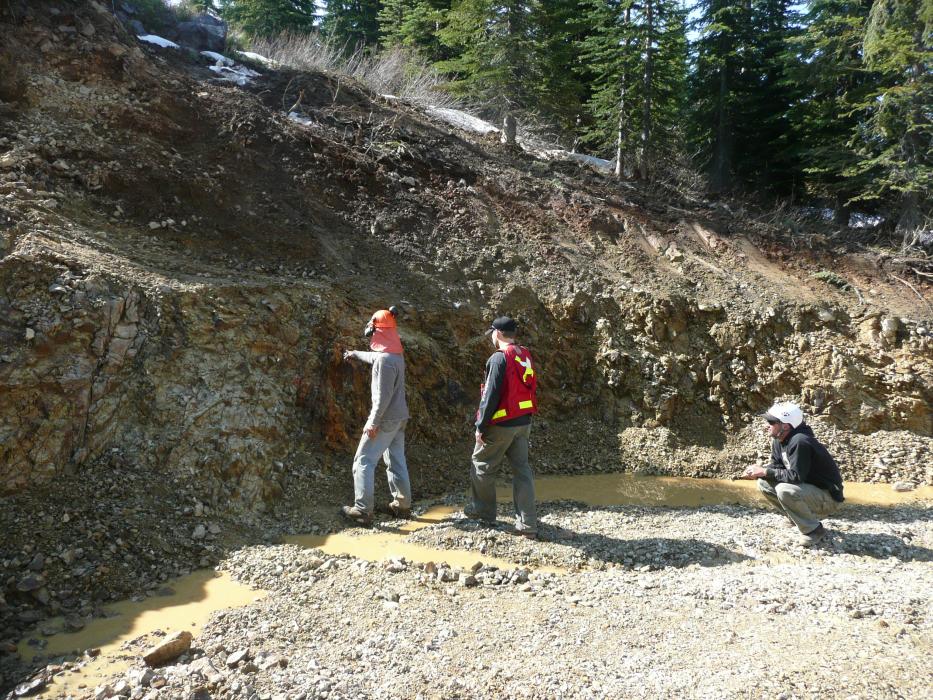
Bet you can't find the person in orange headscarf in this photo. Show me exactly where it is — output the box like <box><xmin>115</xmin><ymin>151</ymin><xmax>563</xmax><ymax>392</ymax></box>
<box><xmin>340</xmin><ymin>306</ymin><xmax>411</xmax><ymax>525</ymax></box>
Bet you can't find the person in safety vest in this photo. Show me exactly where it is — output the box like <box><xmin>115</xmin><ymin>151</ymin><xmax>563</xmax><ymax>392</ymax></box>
<box><xmin>466</xmin><ymin>316</ymin><xmax>539</xmax><ymax>539</ymax></box>
<box><xmin>738</xmin><ymin>401</ymin><xmax>844</xmax><ymax>547</ymax></box>
<box><xmin>339</xmin><ymin>306</ymin><xmax>411</xmax><ymax>526</ymax></box>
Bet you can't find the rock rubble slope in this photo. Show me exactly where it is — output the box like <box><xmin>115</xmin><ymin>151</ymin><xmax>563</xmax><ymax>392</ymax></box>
<box><xmin>1</xmin><ymin>1</ymin><xmax>932</xmax><ymax>693</ymax></box>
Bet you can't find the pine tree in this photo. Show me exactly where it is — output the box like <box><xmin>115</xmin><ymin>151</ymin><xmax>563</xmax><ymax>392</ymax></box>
<box><xmin>783</xmin><ymin>0</ymin><xmax>874</xmax><ymax>224</ymax></box>
<box><xmin>578</xmin><ymin>0</ymin><xmax>687</xmax><ymax>178</ymax></box>
<box><xmin>737</xmin><ymin>0</ymin><xmax>801</xmax><ymax>193</ymax></box>
<box><xmin>435</xmin><ymin>0</ymin><xmax>541</xmax><ymax>119</ymax></box>
<box><xmin>689</xmin><ymin>0</ymin><xmax>751</xmax><ymax>192</ymax></box>
<box><xmin>379</xmin><ymin>0</ymin><xmax>451</xmax><ymax>62</ymax></box>
<box><xmin>529</xmin><ymin>0</ymin><xmax>590</xmax><ymax>134</ymax></box>
<box><xmin>854</xmin><ymin>0</ymin><xmax>932</xmax><ymax>231</ymax></box>
<box><xmin>218</xmin><ymin>0</ymin><xmax>316</xmax><ymax>35</ymax></box>
<box><xmin>320</xmin><ymin>0</ymin><xmax>384</xmax><ymax>50</ymax></box>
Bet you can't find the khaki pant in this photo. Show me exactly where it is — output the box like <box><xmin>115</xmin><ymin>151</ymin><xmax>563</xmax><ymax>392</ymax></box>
<box><xmin>469</xmin><ymin>424</ymin><xmax>536</xmax><ymax>533</ymax></box>
<box><xmin>757</xmin><ymin>479</ymin><xmax>840</xmax><ymax>534</ymax></box>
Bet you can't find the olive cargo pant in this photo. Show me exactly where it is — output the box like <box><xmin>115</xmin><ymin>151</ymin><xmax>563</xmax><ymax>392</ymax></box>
<box><xmin>757</xmin><ymin>478</ymin><xmax>840</xmax><ymax>534</ymax></box>
<box><xmin>469</xmin><ymin>423</ymin><xmax>536</xmax><ymax>533</ymax></box>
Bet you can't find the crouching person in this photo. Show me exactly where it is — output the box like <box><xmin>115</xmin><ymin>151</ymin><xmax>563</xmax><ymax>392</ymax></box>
<box><xmin>740</xmin><ymin>402</ymin><xmax>844</xmax><ymax>546</ymax></box>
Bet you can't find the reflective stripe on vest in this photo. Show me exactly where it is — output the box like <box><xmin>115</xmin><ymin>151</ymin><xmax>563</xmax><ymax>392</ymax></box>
<box><xmin>492</xmin><ymin>409</ymin><xmax>507</xmax><ymax>420</ymax></box>
<box><xmin>519</xmin><ymin>400</ymin><xmax>534</xmax><ymax>410</ymax></box>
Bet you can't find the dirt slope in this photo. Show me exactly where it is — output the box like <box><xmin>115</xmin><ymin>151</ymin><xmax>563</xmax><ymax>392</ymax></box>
<box><xmin>1</xmin><ymin>0</ymin><xmax>932</xmax><ymax>669</ymax></box>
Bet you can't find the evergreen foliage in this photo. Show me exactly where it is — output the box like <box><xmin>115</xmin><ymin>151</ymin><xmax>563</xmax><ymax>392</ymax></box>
<box><xmin>435</xmin><ymin>0</ymin><xmax>542</xmax><ymax>119</ymax></box>
<box><xmin>215</xmin><ymin>0</ymin><xmax>929</xmax><ymax>226</ymax></box>
<box><xmin>578</xmin><ymin>0</ymin><xmax>688</xmax><ymax>178</ymax></box>
<box><xmin>319</xmin><ymin>0</ymin><xmax>384</xmax><ymax>50</ymax></box>
<box><xmin>854</xmin><ymin>0</ymin><xmax>932</xmax><ymax>230</ymax></box>
<box><xmin>218</xmin><ymin>0</ymin><xmax>316</xmax><ymax>35</ymax></box>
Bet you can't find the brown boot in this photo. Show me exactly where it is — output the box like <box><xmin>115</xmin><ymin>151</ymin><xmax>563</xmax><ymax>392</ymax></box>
<box><xmin>340</xmin><ymin>505</ymin><xmax>373</xmax><ymax>526</ymax></box>
<box><xmin>387</xmin><ymin>501</ymin><xmax>411</xmax><ymax>519</ymax></box>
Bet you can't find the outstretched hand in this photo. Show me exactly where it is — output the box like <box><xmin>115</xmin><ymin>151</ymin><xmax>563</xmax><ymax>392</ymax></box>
<box><xmin>343</xmin><ymin>350</ymin><xmax>354</xmax><ymax>362</ymax></box>
<box><xmin>740</xmin><ymin>466</ymin><xmax>767</xmax><ymax>480</ymax></box>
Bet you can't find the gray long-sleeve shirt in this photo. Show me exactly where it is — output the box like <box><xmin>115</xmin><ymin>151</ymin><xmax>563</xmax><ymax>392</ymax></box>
<box><xmin>350</xmin><ymin>351</ymin><xmax>409</xmax><ymax>427</ymax></box>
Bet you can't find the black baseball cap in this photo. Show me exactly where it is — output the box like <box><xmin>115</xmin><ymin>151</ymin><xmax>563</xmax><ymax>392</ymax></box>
<box><xmin>485</xmin><ymin>316</ymin><xmax>517</xmax><ymax>335</ymax></box>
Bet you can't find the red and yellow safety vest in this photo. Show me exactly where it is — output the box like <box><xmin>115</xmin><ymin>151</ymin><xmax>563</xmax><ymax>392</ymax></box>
<box><xmin>490</xmin><ymin>344</ymin><xmax>538</xmax><ymax>423</ymax></box>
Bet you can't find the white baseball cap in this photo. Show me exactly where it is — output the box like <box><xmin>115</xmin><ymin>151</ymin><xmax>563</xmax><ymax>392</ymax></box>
<box><xmin>762</xmin><ymin>402</ymin><xmax>803</xmax><ymax>428</ymax></box>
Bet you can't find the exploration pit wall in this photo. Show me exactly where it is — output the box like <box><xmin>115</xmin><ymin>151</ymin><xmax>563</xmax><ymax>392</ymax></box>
<box><xmin>2</xmin><ymin>250</ymin><xmax>931</xmax><ymax>501</ymax></box>
<box><xmin>1</xmin><ymin>0</ymin><xmax>931</xmax><ymax>503</ymax></box>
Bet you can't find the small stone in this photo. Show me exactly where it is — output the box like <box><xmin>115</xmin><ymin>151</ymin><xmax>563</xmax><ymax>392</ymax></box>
<box><xmin>892</xmin><ymin>481</ymin><xmax>915</xmax><ymax>492</ymax></box>
<box><xmin>16</xmin><ymin>576</ymin><xmax>42</xmax><ymax>592</ymax></box>
<box><xmin>148</xmin><ymin>221</ymin><xmax>161</xmax><ymax>229</ymax></box>
<box><xmin>226</xmin><ymin>648</ymin><xmax>249</xmax><ymax>667</ymax></box>
<box><xmin>192</xmin><ymin>524</ymin><xmax>206</xmax><ymax>540</ymax></box>
<box><xmin>14</xmin><ymin>677</ymin><xmax>46</xmax><ymax>696</ymax></box>
<box><xmin>25</xmin><ymin>328</ymin><xmax>35</xmax><ymax>340</ymax></box>
<box><xmin>142</xmin><ymin>630</ymin><xmax>193</xmax><ymax>666</ymax></box>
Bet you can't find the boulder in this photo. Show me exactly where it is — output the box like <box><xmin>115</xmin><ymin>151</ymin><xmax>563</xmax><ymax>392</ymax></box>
<box><xmin>142</xmin><ymin>630</ymin><xmax>193</xmax><ymax>666</ymax></box>
<box><xmin>176</xmin><ymin>15</ymin><xmax>226</xmax><ymax>53</ymax></box>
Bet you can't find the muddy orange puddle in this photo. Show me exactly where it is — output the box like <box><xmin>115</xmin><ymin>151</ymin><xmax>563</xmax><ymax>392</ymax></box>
<box><xmin>527</xmin><ymin>473</ymin><xmax>932</xmax><ymax>508</ymax></box>
<box><xmin>16</xmin><ymin>570</ymin><xmax>262</xmax><ymax>698</ymax></box>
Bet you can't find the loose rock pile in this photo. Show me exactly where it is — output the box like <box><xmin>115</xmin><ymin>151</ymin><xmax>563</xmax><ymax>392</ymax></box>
<box><xmin>34</xmin><ymin>497</ymin><xmax>929</xmax><ymax>699</ymax></box>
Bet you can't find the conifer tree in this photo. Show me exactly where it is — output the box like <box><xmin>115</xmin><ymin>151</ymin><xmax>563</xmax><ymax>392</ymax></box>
<box><xmin>320</xmin><ymin>0</ymin><xmax>384</xmax><ymax>49</ymax></box>
<box><xmin>435</xmin><ymin>0</ymin><xmax>540</xmax><ymax>119</ymax></box>
<box><xmin>379</xmin><ymin>0</ymin><xmax>451</xmax><ymax>61</ymax></box>
<box><xmin>783</xmin><ymin>0</ymin><xmax>874</xmax><ymax>224</ymax></box>
<box><xmin>688</xmin><ymin>0</ymin><xmax>751</xmax><ymax>192</ymax></box>
<box><xmin>218</xmin><ymin>0</ymin><xmax>316</xmax><ymax>35</ymax></box>
<box><xmin>578</xmin><ymin>0</ymin><xmax>687</xmax><ymax>178</ymax></box>
<box><xmin>854</xmin><ymin>0</ymin><xmax>932</xmax><ymax>231</ymax></box>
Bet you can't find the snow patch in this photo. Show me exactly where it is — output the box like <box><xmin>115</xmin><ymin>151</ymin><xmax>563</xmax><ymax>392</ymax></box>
<box><xmin>209</xmin><ymin>64</ymin><xmax>261</xmax><ymax>87</ymax></box>
<box><xmin>138</xmin><ymin>34</ymin><xmax>180</xmax><ymax>49</ymax></box>
<box><xmin>200</xmin><ymin>51</ymin><xmax>234</xmax><ymax>67</ymax></box>
<box><xmin>426</xmin><ymin>107</ymin><xmax>499</xmax><ymax>135</ymax></box>
<box><xmin>849</xmin><ymin>213</ymin><xmax>884</xmax><ymax>229</ymax></box>
<box><xmin>288</xmin><ymin>112</ymin><xmax>318</xmax><ymax>127</ymax></box>
<box><xmin>236</xmin><ymin>51</ymin><xmax>275</xmax><ymax>66</ymax></box>
<box><xmin>538</xmin><ymin>149</ymin><xmax>614</xmax><ymax>172</ymax></box>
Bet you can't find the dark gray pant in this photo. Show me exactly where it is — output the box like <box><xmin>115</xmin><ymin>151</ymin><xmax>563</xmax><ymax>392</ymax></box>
<box><xmin>469</xmin><ymin>423</ymin><xmax>536</xmax><ymax>533</ymax></box>
<box><xmin>757</xmin><ymin>478</ymin><xmax>840</xmax><ymax>534</ymax></box>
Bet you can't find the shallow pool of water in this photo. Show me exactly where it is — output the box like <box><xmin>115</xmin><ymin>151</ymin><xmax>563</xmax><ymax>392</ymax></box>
<box><xmin>525</xmin><ymin>473</ymin><xmax>932</xmax><ymax>508</ymax></box>
<box><xmin>16</xmin><ymin>570</ymin><xmax>262</xmax><ymax>698</ymax></box>
<box><xmin>18</xmin><ymin>473</ymin><xmax>928</xmax><ymax>697</ymax></box>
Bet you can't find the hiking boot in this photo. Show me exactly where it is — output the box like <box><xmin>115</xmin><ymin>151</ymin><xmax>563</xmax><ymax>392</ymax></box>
<box><xmin>796</xmin><ymin>523</ymin><xmax>827</xmax><ymax>547</ymax></box>
<box><xmin>387</xmin><ymin>501</ymin><xmax>411</xmax><ymax>519</ymax></box>
<box><xmin>340</xmin><ymin>505</ymin><xmax>373</xmax><ymax>526</ymax></box>
<box><xmin>462</xmin><ymin>507</ymin><xmax>496</xmax><ymax>525</ymax></box>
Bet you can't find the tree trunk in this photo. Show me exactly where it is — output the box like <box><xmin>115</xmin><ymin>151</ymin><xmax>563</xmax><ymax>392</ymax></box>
<box><xmin>615</xmin><ymin>6</ymin><xmax>632</xmax><ymax>178</ymax></box>
<box><xmin>711</xmin><ymin>64</ymin><xmax>730</xmax><ymax>193</ymax></box>
<box><xmin>638</xmin><ymin>0</ymin><xmax>653</xmax><ymax>181</ymax></box>
<box><xmin>832</xmin><ymin>193</ymin><xmax>850</xmax><ymax>227</ymax></box>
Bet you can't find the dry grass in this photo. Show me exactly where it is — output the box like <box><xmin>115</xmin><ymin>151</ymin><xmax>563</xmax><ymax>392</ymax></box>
<box><xmin>251</xmin><ymin>33</ymin><xmax>459</xmax><ymax>109</ymax></box>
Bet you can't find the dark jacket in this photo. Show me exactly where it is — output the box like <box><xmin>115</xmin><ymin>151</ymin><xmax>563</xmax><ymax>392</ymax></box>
<box><xmin>766</xmin><ymin>424</ymin><xmax>844</xmax><ymax>501</ymax></box>
<box><xmin>475</xmin><ymin>349</ymin><xmax>531</xmax><ymax>435</ymax></box>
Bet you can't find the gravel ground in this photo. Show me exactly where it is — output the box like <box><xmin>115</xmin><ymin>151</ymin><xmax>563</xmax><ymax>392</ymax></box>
<box><xmin>27</xmin><ymin>498</ymin><xmax>930</xmax><ymax>700</ymax></box>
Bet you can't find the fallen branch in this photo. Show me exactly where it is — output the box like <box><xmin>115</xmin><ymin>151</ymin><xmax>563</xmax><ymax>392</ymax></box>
<box><xmin>891</xmin><ymin>274</ymin><xmax>933</xmax><ymax>316</ymax></box>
